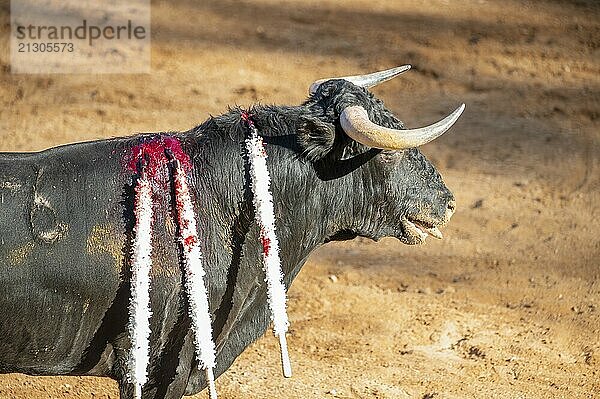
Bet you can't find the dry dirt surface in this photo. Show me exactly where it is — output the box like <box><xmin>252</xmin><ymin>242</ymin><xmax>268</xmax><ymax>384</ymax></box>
<box><xmin>0</xmin><ymin>0</ymin><xmax>599</xmax><ymax>398</ymax></box>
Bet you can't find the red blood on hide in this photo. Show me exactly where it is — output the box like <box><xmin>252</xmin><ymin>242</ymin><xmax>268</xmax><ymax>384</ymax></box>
<box><xmin>127</xmin><ymin>135</ymin><xmax>192</xmax><ymax>177</ymax></box>
<box><xmin>241</xmin><ymin>111</ymin><xmax>252</xmax><ymax>124</ymax></box>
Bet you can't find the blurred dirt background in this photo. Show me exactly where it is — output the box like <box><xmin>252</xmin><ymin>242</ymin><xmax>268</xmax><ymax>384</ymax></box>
<box><xmin>0</xmin><ymin>0</ymin><xmax>599</xmax><ymax>398</ymax></box>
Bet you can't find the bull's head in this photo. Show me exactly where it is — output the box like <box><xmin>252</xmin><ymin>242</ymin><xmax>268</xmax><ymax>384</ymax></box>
<box><xmin>297</xmin><ymin>66</ymin><xmax>462</xmax><ymax>245</ymax></box>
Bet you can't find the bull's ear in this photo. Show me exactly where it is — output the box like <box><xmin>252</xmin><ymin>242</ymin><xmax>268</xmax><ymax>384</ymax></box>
<box><xmin>297</xmin><ymin>116</ymin><xmax>336</xmax><ymax>161</ymax></box>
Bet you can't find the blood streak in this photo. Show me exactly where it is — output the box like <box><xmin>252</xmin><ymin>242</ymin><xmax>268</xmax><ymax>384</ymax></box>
<box><xmin>184</xmin><ymin>235</ymin><xmax>197</xmax><ymax>247</ymax></box>
<box><xmin>171</xmin><ymin>160</ymin><xmax>200</xmax><ymax>251</ymax></box>
<box><xmin>126</xmin><ymin>135</ymin><xmax>192</xmax><ymax>177</ymax></box>
<box><xmin>260</xmin><ymin>232</ymin><xmax>271</xmax><ymax>257</ymax></box>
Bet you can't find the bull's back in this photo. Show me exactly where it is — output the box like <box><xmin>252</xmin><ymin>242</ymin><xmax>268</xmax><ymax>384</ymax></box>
<box><xmin>0</xmin><ymin>142</ymin><xmax>130</xmax><ymax>375</ymax></box>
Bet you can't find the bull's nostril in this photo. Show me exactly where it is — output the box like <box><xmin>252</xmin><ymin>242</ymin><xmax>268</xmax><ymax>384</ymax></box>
<box><xmin>447</xmin><ymin>199</ymin><xmax>456</xmax><ymax>212</ymax></box>
<box><xmin>444</xmin><ymin>200</ymin><xmax>456</xmax><ymax>222</ymax></box>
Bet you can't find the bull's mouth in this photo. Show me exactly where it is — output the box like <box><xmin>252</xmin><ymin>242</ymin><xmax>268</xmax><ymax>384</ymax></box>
<box><xmin>401</xmin><ymin>217</ymin><xmax>444</xmax><ymax>244</ymax></box>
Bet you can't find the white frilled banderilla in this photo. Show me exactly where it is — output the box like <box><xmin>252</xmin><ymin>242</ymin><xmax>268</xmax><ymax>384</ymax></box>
<box><xmin>127</xmin><ymin>163</ymin><xmax>154</xmax><ymax>399</ymax></box>
<box><xmin>243</xmin><ymin>111</ymin><xmax>293</xmax><ymax>378</ymax></box>
<box><xmin>171</xmin><ymin>157</ymin><xmax>218</xmax><ymax>399</ymax></box>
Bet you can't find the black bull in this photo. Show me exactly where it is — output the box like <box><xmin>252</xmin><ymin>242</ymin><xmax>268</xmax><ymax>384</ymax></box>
<box><xmin>0</xmin><ymin>80</ymin><xmax>457</xmax><ymax>398</ymax></box>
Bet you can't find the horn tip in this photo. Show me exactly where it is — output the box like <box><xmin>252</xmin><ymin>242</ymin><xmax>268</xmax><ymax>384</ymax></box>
<box><xmin>392</xmin><ymin>65</ymin><xmax>411</xmax><ymax>74</ymax></box>
<box><xmin>449</xmin><ymin>103</ymin><xmax>466</xmax><ymax>124</ymax></box>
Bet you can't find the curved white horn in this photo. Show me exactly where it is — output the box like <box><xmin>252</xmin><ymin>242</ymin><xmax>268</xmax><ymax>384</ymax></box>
<box><xmin>309</xmin><ymin>65</ymin><xmax>411</xmax><ymax>95</ymax></box>
<box><xmin>340</xmin><ymin>104</ymin><xmax>465</xmax><ymax>149</ymax></box>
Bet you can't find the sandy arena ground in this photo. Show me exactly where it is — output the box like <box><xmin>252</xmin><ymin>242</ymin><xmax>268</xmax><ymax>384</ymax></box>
<box><xmin>0</xmin><ymin>0</ymin><xmax>599</xmax><ymax>398</ymax></box>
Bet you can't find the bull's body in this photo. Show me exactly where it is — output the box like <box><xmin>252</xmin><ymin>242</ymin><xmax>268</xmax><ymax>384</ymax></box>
<box><xmin>0</xmin><ymin>109</ymin><xmax>350</xmax><ymax>398</ymax></box>
<box><xmin>0</xmin><ymin>74</ymin><xmax>460</xmax><ymax>398</ymax></box>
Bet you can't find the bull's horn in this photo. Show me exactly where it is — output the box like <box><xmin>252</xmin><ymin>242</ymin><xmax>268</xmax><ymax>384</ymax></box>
<box><xmin>340</xmin><ymin>103</ymin><xmax>465</xmax><ymax>149</ymax></box>
<box><xmin>309</xmin><ymin>65</ymin><xmax>411</xmax><ymax>94</ymax></box>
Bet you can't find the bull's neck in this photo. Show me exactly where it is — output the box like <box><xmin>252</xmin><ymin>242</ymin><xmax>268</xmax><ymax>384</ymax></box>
<box><xmin>187</xmin><ymin>109</ymin><xmax>377</xmax><ymax>282</ymax></box>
